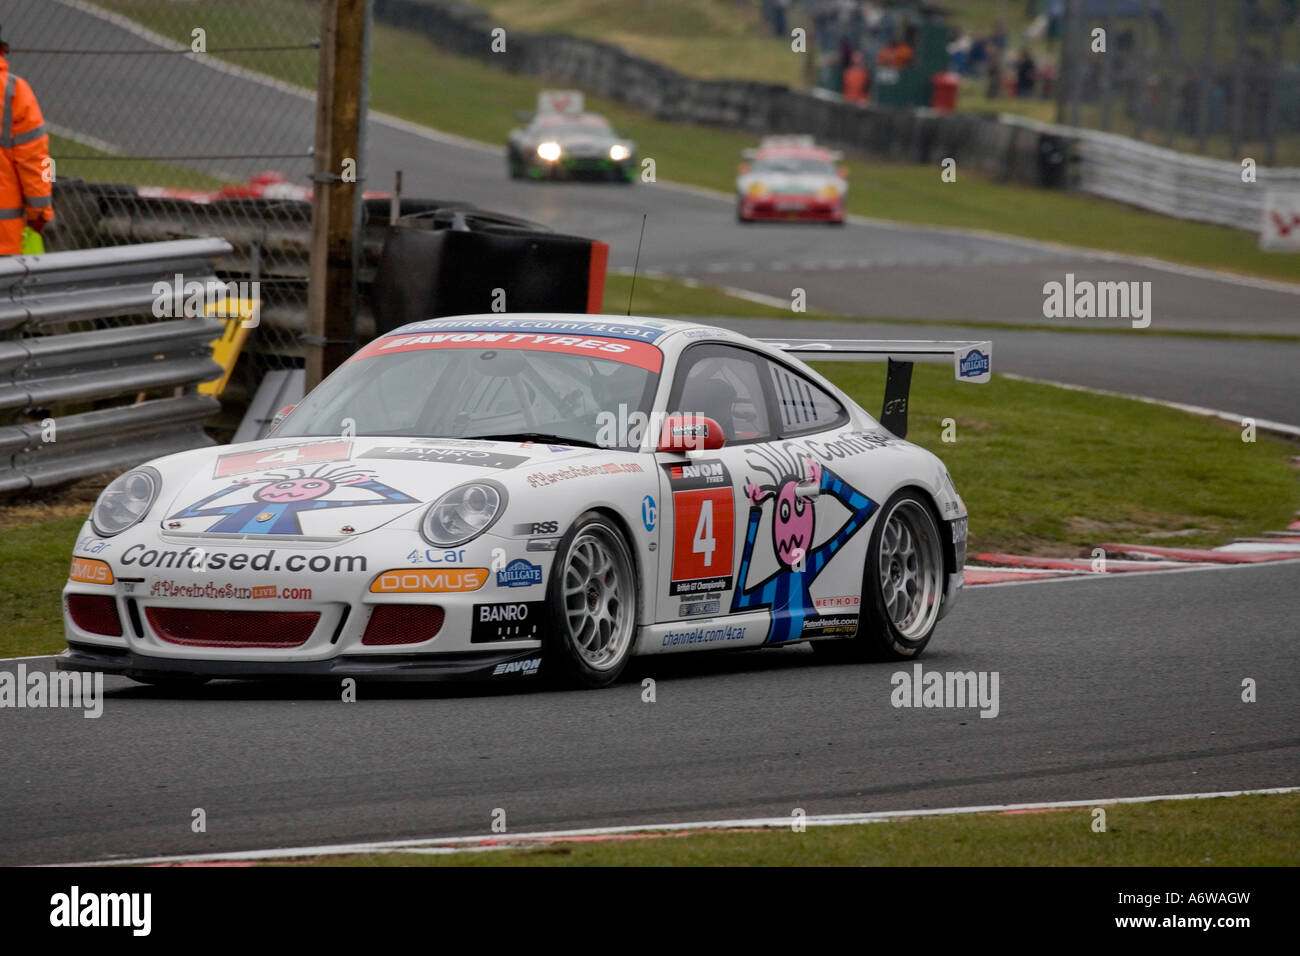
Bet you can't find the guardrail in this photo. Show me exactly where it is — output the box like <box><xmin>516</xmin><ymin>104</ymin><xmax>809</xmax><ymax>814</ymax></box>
<box><xmin>1002</xmin><ymin>117</ymin><xmax>1300</xmax><ymax>231</ymax></box>
<box><xmin>0</xmin><ymin>240</ymin><xmax>230</xmax><ymax>496</ymax></box>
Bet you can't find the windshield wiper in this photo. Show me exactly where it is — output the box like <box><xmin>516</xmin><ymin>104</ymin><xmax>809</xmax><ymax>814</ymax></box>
<box><xmin>474</xmin><ymin>432</ymin><xmax>600</xmax><ymax>449</ymax></box>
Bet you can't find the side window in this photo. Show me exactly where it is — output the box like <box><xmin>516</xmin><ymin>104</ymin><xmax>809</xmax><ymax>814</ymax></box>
<box><xmin>671</xmin><ymin>346</ymin><xmax>773</xmax><ymax>443</ymax></box>
<box><xmin>765</xmin><ymin>360</ymin><xmax>847</xmax><ymax>436</ymax></box>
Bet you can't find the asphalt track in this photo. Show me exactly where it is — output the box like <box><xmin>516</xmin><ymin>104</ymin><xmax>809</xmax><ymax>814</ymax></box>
<box><xmin>2</xmin><ymin>561</ymin><xmax>1297</xmax><ymax>864</ymax></box>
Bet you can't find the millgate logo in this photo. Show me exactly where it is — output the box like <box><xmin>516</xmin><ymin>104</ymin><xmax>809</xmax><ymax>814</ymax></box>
<box><xmin>959</xmin><ymin>349</ymin><xmax>990</xmax><ymax>378</ymax></box>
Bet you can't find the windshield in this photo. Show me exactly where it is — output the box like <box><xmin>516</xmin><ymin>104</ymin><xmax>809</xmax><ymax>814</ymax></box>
<box><xmin>752</xmin><ymin>157</ymin><xmax>835</xmax><ymax>176</ymax></box>
<box><xmin>276</xmin><ymin>341</ymin><xmax>660</xmax><ymax>450</ymax></box>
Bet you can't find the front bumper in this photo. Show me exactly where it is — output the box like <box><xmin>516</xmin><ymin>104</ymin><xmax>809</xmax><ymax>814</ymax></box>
<box><xmin>62</xmin><ymin>522</ymin><xmax>555</xmax><ymax>678</ymax></box>
<box><xmin>740</xmin><ymin>196</ymin><xmax>844</xmax><ymax>221</ymax></box>
<box><xmin>531</xmin><ymin>156</ymin><xmax>634</xmax><ymax>180</ymax></box>
<box><xmin>57</xmin><ymin>642</ymin><xmax>544</xmax><ymax>682</ymax></box>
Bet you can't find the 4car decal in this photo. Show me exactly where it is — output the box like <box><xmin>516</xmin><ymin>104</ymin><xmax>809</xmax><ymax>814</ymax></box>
<box><xmin>664</xmin><ymin>460</ymin><xmax>735</xmax><ymax>596</ymax></box>
<box><xmin>731</xmin><ymin>445</ymin><xmax>876</xmax><ymax>645</ymax></box>
<box><xmin>167</xmin><ymin>464</ymin><xmax>417</xmax><ymax>535</ymax></box>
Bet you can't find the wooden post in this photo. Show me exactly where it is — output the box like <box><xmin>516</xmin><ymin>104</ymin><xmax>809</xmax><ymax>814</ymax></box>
<box><xmin>306</xmin><ymin>0</ymin><xmax>366</xmax><ymax>390</ymax></box>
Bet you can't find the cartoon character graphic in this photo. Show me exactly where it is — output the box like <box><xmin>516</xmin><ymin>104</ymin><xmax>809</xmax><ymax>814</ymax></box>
<box><xmin>168</xmin><ymin>464</ymin><xmax>417</xmax><ymax>534</ymax></box>
<box><xmin>731</xmin><ymin>444</ymin><xmax>876</xmax><ymax>644</ymax></box>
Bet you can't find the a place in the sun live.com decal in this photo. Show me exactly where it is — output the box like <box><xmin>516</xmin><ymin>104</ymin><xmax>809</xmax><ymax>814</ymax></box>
<box><xmin>2</xmin><ymin>0</ymin><xmax>1296</xmax><ymax>894</ymax></box>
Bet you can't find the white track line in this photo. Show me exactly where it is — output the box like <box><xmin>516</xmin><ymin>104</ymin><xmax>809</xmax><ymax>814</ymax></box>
<box><xmin>1000</xmin><ymin>373</ymin><xmax>1300</xmax><ymax>436</ymax></box>
<box><xmin>54</xmin><ymin>786</ymin><xmax>1300</xmax><ymax>866</ymax></box>
<box><xmin>965</xmin><ymin>557</ymin><xmax>1300</xmax><ymax>588</ymax></box>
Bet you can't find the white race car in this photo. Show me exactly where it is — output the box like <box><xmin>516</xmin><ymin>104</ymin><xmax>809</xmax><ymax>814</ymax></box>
<box><xmin>59</xmin><ymin>316</ymin><xmax>989</xmax><ymax>689</ymax></box>
<box><xmin>737</xmin><ymin>136</ymin><xmax>848</xmax><ymax>224</ymax></box>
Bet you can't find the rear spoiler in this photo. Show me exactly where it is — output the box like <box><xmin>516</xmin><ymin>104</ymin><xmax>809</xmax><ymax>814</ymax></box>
<box><xmin>758</xmin><ymin>338</ymin><xmax>992</xmax><ymax>439</ymax></box>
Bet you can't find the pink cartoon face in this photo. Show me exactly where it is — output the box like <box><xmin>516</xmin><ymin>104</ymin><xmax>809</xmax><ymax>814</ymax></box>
<box><xmin>254</xmin><ymin>478</ymin><xmax>335</xmax><ymax>502</ymax></box>
<box><xmin>773</xmin><ymin>481</ymin><xmax>814</xmax><ymax>569</ymax></box>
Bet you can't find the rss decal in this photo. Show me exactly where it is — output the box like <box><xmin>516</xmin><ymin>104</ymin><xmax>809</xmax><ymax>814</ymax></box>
<box><xmin>168</xmin><ymin>464</ymin><xmax>416</xmax><ymax>535</ymax></box>
<box><xmin>731</xmin><ymin>446</ymin><xmax>876</xmax><ymax>645</ymax></box>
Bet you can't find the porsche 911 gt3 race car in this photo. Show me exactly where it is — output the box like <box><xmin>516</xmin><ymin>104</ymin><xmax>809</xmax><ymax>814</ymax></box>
<box><xmin>736</xmin><ymin>136</ymin><xmax>848</xmax><ymax>224</ymax></box>
<box><xmin>58</xmin><ymin>315</ymin><xmax>989</xmax><ymax>689</ymax></box>
<box><xmin>507</xmin><ymin>91</ymin><xmax>637</xmax><ymax>183</ymax></box>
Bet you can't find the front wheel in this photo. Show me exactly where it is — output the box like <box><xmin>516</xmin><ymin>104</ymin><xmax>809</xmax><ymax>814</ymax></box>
<box><xmin>815</xmin><ymin>490</ymin><xmax>946</xmax><ymax>661</ymax></box>
<box><xmin>544</xmin><ymin>512</ymin><xmax>638</xmax><ymax>688</ymax></box>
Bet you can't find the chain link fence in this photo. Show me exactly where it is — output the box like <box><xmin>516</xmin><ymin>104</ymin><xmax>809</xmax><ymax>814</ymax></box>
<box><xmin>1056</xmin><ymin>0</ymin><xmax>1300</xmax><ymax>166</ymax></box>
<box><xmin>1</xmin><ymin>0</ymin><xmax>322</xmax><ymax>387</ymax></box>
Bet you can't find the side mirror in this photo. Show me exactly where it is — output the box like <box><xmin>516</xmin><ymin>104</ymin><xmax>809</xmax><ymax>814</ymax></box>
<box><xmin>268</xmin><ymin>404</ymin><xmax>296</xmax><ymax>433</ymax></box>
<box><xmin>658</xmin><ymin>414</ymin><xmax>725</xmax><ymax>453</ymax></box>
<box><xmin>738</xmin><ymin>163</ymin><xmax>751</xmax><ymax>175</ymax></box>
<box><xmin>838</xmin><ymin>166</ymin><xmax>849</xmax><ymax>178</ymax></box>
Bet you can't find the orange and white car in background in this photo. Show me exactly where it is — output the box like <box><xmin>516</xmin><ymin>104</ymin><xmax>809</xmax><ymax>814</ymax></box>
<box><xmin>736</xmin><ymin>136</ymin><xmax>848</xmax><ymax>225</ymax></box>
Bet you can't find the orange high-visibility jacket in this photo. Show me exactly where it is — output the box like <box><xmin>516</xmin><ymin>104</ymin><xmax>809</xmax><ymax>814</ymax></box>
<box><xmin>0</xmin><ymin>54</ymin><xmax>53</xmax><ymax>255</ymax></box>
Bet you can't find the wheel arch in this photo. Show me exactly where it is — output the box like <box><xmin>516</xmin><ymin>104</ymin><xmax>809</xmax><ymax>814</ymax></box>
<box><xmin>581</xmin><ymin>504</ymin><xmax>651</xmax><ymax>628</ymax></box>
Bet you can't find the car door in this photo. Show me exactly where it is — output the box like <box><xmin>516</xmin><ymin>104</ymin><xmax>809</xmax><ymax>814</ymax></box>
<box><xmin>652</xmin><ymin>343</ymin><xmax>775</xmax><ymax>630</ymax></box>
<box><xmin>655</xmin><ymin>342</ymin><xmax>879</xmax><ymax>646</ymax></box>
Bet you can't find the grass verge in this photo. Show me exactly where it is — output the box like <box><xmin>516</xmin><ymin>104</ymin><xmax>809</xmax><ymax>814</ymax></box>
<box><xmin>86</xmin><ymin>0</ymin><xmax>1300</xmax><ymax>284</ymax></box>
<box><xmin>49</xmin><ymin>133</ymin><xmax>229</xmax><ymax>191</ymax></box>
<box><xmin>279</xmin><ymin>791</ymin><xmax>1299</xmax><ymax>865</ymax></box>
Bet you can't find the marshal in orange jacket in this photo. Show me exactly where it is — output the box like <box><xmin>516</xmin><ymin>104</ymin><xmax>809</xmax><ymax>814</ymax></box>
<box><xmin>0</xmin><ymin>52</ymin><xmax>53</xmax><ymax>255</ymax></box>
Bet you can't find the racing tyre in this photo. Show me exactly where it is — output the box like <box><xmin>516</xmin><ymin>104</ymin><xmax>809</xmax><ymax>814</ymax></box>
<box><xmin>815</xmin><ymin>490</ymin><xmax>945</xmax><ymax>661</ymax></box>
<box><xmin>544</xmin><ymin>511</ymin><xmax>638</xmax><ymax>688</ymax></box>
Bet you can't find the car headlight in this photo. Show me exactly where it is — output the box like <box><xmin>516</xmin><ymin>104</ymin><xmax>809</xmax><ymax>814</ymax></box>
<box><xmin>609</xmin><ymin>143</ymin><xmax>630</xmax><ymax>161</ymax></box>
<box><xmin>746</xmin><ymin>182</ymin><xmax>770</xmax><ymax>198</ymax></box>
<box><xmin>537</xmin><ymin>141</ymin><xmax>562</xmax><ymax>162</ymax></box>
<box><xmin>91</xmin><ymin>467</ymin><xmax>162</xmax><ymax>537</ymax></box>
<box><xmin>817</xmin><ymin>184</ymin><xmax>841</xmax><ymax>200</ymax></box>
<box><xmin>421</xmin><ymin>481</ymin><xmax>506</xmax><ymax>547</ymax></box>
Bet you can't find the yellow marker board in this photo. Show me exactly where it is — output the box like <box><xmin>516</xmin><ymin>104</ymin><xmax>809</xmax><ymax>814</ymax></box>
<box><xmin>199</xmin><ymin>298</ymin><xmax>259</xmax><ymax>397</ymax></box>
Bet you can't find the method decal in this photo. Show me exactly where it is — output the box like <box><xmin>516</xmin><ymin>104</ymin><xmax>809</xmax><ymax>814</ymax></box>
<box><xmin>168</xmin><ymin>464</ymin><xmax>417</xmax><ymax>535</ymax></box>
<box><xmin>731</xmin><ymin>445</ymin><xmax>876</xmax><ymax>645</ymax></box>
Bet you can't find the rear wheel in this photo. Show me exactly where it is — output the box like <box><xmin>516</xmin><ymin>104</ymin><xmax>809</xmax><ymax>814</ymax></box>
<box><xmin>815</xmin><ymin>489</ymin><xmax>945</xmax><ymax>661</ymax></box>
<box><xmin>544</xmin><ymin>512</ymin><xmax>638</xmax><ymax>688</ymax></box>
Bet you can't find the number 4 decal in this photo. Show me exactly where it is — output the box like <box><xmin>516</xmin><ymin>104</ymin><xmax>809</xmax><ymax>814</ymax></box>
<box><xmin>693</xmin><ymin>498</ymin><xmax>716</xmax><ymax>566</ymax></box>
<box><xmin>670</xmin><ymin>488</ymin><xmax>734</xmax><ymax>594</ymax></box>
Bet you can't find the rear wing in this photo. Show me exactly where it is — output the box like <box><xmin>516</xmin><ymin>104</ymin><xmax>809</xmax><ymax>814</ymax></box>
<box><xmin>758</xmin><ymin>338</ymin><xmax>992</xmax><ymax>439</ymax></box>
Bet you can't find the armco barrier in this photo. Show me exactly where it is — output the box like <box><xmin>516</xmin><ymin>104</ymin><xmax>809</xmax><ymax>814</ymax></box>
<box><xmin>0</xmin><ymin>240</ymin><xmax>230</xmax><ymax>496</ymax></box>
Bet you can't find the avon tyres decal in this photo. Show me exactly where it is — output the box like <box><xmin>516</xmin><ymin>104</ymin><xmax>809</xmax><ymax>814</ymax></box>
<box><xmin>390</xmin><ymin>317</ymin><xmax>669</xmax><ymax>342</ymax></box>
<box><xmin>731</xmin><ymin>445</ymin><xmax>876</xmax><ymax>645</ymax></box>
<box><xmin>354</xmin><ymin>331</ymin><xmax>663</xmax><ymax>373</ymax></box>
<box><xmin>168</xmin><ymin>464</ymin><xmax>416</xmax><ymax>535</ymax></box>
<box><xmin>362</xmin><ymin>446</ymin><xmax>528</xmax><ymax>469</ymax></box>
<box><xmin>664</xmin><ymin>459</ymin><xmax>734</xmax><ymax>596</ymax></box>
